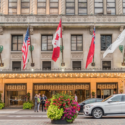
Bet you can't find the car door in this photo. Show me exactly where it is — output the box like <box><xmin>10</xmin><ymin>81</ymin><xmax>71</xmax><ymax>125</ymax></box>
<box><xmin>104</xmin><ymin>95</ymin><xmax>122</xmax><ymax>114</ymax></box>
<box><xmin>120</xmin><ymin>95</ymin><xmax>125</xmax><ymax>113</ymax></box>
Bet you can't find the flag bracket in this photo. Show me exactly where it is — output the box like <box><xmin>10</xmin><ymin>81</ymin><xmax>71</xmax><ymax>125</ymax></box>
<box><xmin>31</xmin><ymin>63</ymin><xmax>35</xmax><ymax>67</ymax></box>
<box><xmin>91</xmin><ymin>62</ymin><xmax>95</xmax><ymax>66</ymax></box>
<box><xmin>0</xmin><ymin>45</ymin><xmax>4</xmax><ymax>67</ymax></box>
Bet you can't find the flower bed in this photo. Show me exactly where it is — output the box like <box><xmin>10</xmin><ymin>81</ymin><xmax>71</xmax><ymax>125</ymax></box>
<box><xmin>45</xmin><ymin>93</ymin><xmax>80</xmax><ymax>124</ymax></box>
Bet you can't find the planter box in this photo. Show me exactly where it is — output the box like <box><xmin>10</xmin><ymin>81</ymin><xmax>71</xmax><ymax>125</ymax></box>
<box><xmin>51</xmin><ymin>118</ymin><xmax>70</xmax><ymax>124</ymax></box>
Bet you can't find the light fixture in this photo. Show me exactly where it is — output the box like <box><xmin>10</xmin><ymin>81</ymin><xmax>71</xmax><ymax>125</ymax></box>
<box><xmin>62</xmin><ymin>68</ymin><xmax>64</xmax><ymax>72</ymax></box>
<box><xmin>31</xmin><ymin>69</ymin><xmax>34</xmax><ymax>71</ymax></box>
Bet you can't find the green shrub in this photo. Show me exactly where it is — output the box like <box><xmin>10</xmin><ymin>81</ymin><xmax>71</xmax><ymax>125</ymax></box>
<box><xmin>0</xmin><ymin>103</ymin><xmax>4</xmax><ymax>109</ymax></box>
<box><xmin>23</xmin><ymin>102</ymin><xmax>33</xmax><ymax>109</ymax></box>
<box><xmin>47</xmin><ymin>105</ymin><xmax>64</xmax><ymax>120</ymax></box>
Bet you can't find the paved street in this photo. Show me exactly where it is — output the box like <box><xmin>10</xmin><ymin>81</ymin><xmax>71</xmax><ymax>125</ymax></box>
<box><xmin>0</xmin><ymin>109</ymin><xmax>125</xmax><ymax>125</ymax></box>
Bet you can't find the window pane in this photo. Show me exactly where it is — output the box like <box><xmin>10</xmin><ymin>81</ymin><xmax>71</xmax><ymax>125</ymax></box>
<box><xmin>101</xmin><ymin>35</ymin><xmax>112</xmax><ymax>51</ymax></box>
<box><xmin>43</xmin><ymin>61</ymin><xmax>51</xmax><ymax>70</ymax></box>
<box><xmin>42</xmin><ymin>35</ymin><xmax>53</xmax><ymax>51</ymax></box>
<box><xmin>95</xmin><ymin>0</ymin><xmax>103</xmax><ymax>14</ymax></box>
<box><xmin>50</xmin><ymin>0</ymin><xmax>58</xmax><ymax>15</ymax></box>
<box><xmin>78</xmin><ymin>0</ymin><xmax>87</xmax><ymax>15</ymax></box>
<box><xmin>66</xmin><ymin>0</ymin><xmax>75</xmax><ymax>15</ymax></box>
<box><xmin>37</xmin><ymin>0</ymin><xmax>46</xmax><ymax>15</ymax></box>
<box><xmin>9</xmin><ymin>0</ymin><xmax>17</xmax><ymax>15</ymax></box>
<box><xmin>73</xmin><ymin>61</ymin><xmax>81</xmax><ymax>70</ymax></box>
<box><xmin>102</xmin><ymin>61</ymin><xmax>111</xmax><ymax>70</ymax></box>
<box><xmin>107</xmin><ymin>0</ymin><xmax>115</xmax><ymax>15</ymax></box>
<box><xmin>21</xmin><ymin>0</ymin><xmax>30</xmax><ymax>14</ymax></box>
<box><xmin>111</xmin><ymin>95</ymin><xmax>122</xmax><ymax>102</ymax></box>
<box><xmin>12</xmin><ymin>61</ymin><xmax>21</xmax><ymax>70</ymax></box>
<box><xmin>13</xmin><ymin>44</ymin><xmax>17</xmax><ymax>51</ymax></box>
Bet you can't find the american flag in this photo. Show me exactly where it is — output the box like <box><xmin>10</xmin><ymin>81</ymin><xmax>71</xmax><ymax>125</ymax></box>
<box><xmin>21</xmin><ymin>28</ymin><xmax>30</xmax><ymax>70</ymax></box>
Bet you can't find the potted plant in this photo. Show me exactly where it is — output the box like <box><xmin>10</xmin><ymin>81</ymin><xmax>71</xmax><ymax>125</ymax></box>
<box><xmin>0</xmin><ymin>93</ymin><xmax>4</xmax><ymax>110</ymax></box>
<box><xmin>92</xmin><ymin>92</ymin><xmax>95</xmax><ymax>98</ymax></box>
<box><xmin>23</xmin><ymin>93</ymin><xmax>34</xmax><ymax>109</ymax></box>
<box><xmin>45</xmin><ymin>93</ymin><xmax>80</xmax><ymax>124</ymax></box>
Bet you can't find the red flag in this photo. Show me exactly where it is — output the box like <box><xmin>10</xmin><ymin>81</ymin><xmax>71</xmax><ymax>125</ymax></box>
<box><xmin>52</xmin><ymin>19</ymin><xmax>62</xmax><ymax>62</ymax></box>
<box><xmin>85</xmin><ymin>27</ymin><xmax>95</xmax><ymax>69</ymax></box>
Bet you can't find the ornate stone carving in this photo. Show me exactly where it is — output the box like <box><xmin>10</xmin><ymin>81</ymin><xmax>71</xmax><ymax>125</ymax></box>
<box><xmin>120</xmin><ymin>26</ymin><xmax>124</xmax><ymax>32</ymax></box>
<box><xmin>71</xmin><ymin>54</ymin><xmax>83</xmax><ymax>59</ymax></box>
<box><xmin>11</xmin><ymin>54</ymin><xmax>22</xmax><ymax>59</ymax></box>
<box><xmin>0</xmin><ymin>26</ymin><xmax>3</xmax><ymax>35</ymax></box>
<box><xmin>89</xmin><ymin>0</ymin><xmax>94</xmax><ymax>15</ymax></box>
<box><xmin>118</xmin><ymin>0</ymin><xmax>123</xmax><ymax>15</ymax></box>
<box><xmin>97</xmin><ymin>83</ymin><xmax>117</xmax><ymax>89</ymax></box>
<box><xmin>89</xmin><ymin>26</ymin><xmax>94</xmax><ymax>35</ymax></box>
<box><xmin>41</xmin><ymin>54</ymin><xmax>51</xmax><ymax>59</ymax></box>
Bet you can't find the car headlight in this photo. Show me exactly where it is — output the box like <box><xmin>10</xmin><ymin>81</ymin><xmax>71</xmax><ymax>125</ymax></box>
<box><xmin>85</xmin><ymin>105</ymin><xmax>93</xmax><ymax>108</ymax></box>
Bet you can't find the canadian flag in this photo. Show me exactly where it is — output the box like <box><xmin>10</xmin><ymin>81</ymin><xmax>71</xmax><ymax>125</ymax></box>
<box><xmin>52</xmin><ymin>19</ymin><xmax>62</xmax><ymax>62</ymax></box>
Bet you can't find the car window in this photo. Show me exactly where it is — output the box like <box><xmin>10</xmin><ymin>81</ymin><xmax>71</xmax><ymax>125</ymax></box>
<box><xmin>96</xmin><ymin>99</ymin><xmax>103</xmax><ymax>102</ymax></box>
<box><xmin>102</xmin><ymin>95</ymin><xmax>113</xmax><ymax>102</ymax></box>
<box><xmin>85</xmin><ymin>99</ymin><xmax>96</xmax><ymax>104</ymax></box>
<box><xmin>110</xmin><ymin>95</ymin><xmax>122</xmax><ymax>102</ymax></box>
<box><xmin>122</xmin><ymin>95</ymin><xmax>125</xmax><ymax>101</ymax></box>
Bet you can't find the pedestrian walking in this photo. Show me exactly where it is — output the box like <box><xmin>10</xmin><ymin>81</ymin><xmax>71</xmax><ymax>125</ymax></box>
<box><xmin>41</xmin><ymin>94</ymin><xmax>47</xmax><ymax>112</ymax></box>
<box><xmin>37</xmin><ymin>93</ymin><xmax>41</xmax><ymax>111</ymax></box>
<box><xmin>75</xmin><ymin>94</ymin><xmax>77</xmax><ymax>102</ymax></box>
<box><xmin>37</xmin><ymin>95</ymin><xmax>40</xmax><ymax>112</ymax></box>
<box><xmin>34</xmin><ymin>94</ymin><xmax>38</xmax><ymax>112</ymax></box>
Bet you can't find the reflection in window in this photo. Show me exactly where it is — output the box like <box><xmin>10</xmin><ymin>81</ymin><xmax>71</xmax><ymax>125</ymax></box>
<box><xmin>41</xmin><ymin>35</ymin><xmax>53</xmax><ymax>51</ymax></box>
<box><xmin>95</xmin><ymin>0</ymin><xmax>103</xmax><ymax>15</ymax></box>
<box><xmin>9</xmin><ymin>0</ymin><xmax>17</xmax><ymax>15</ymax></box>
<box><xmin>111</xmin><ymin>95</ymin><xmax>122</xmax><ymax>102</ymax></box>
<box><xmin>12</xmin><ymin>61</ymin><xmax>21</xmax><ymax>71</ymax></box>
<box><xmin>37</xmin><ymin>0</ymin><xmax>46</xmax><ymax>15</ymax></box>
<box><xmin>21</xmin><ymin>0</ymin><xmax>30</xmax><ymax>15</ymax></box>
<box><xmin>42</xmin><ymin>61</ymin><xmax>51</xmax><ymax>70</ymax></box>
<box><xmin>50</xmin><ymin>0</ymin><xmax>58</xmax><ymax>15</ymax></box>
<box><xmin>107</xmin><ymin>0</ymin><xmax>116</xmax><ymax>15</ymax></box>
<box><xmin>101</xmin><ymin>35</ymin><xmax>112</xmax><ymax>51</ymax></box>
<box><xmin>66</xmin><ymin>0</ymin><xmax>75</xmax><ymax>15</ymax></box>
<box><xmin>102</xmin><ymin>61</ymin><xmax>111</xmax><ymax>70</ymax></box>
<box><xmin>123</xmin><ymin>0</ymin><xmax>125</xmax><ymax>14</ymax></box>
<box><xmin>78</xmin><ymin>0</ymin><xmax>87</xmax><ymax>15</ymax></box>
<box><xmin>11</xmin><ymin>35</ymin><xmax>23</xmax><ymax>51</ymax></box>
<box><xmin>73</xmin><ymin>61</ymin><xmax>81</xmax><ymax>70</ymax></box>
<box><xmin>71</xmin><ymin>35</ymin><xmax>83</xmax><ymax>51</ymax></box>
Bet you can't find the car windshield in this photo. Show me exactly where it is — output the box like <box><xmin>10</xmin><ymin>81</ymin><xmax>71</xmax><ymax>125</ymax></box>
<box><xmin>102</xmin><ymin>95</ymin><xmax>113</xmax><ymax>102</ymax></box>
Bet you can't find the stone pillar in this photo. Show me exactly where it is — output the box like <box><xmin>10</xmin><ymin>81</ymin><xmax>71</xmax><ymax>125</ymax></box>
<box><xmin>27</xmin><ymin>79</ymin><xmax>33</xmax><ymax>101</ymax></box>
<box><xmin>118</xmin><ymin>0</ymin><xmax>123</xmax><ymax>15</ymax></box>
<box><xmin>17</xmin><ymin>0</ymin><xmax>21</xmax><ymax>15</ymax></box>
<box><xmin>5</xmin><ymin>0</ymin><xmax>8</xmax><ymax>15</ymax></box>
<box><xmin>0</xmin><ymin>79</ymin><xmax>4</xmax><ymax>102</ymax></box>
<box><xmin>46</xmin><ymin>0</ymin><xmax>49</xmax><ymax>15</ymax></box>
<box><xmin>88</xmin><ymin>0</ymin><xmax>94</xmax><ymax>15</ymax></box>
<box><xmin>33</xmin><ymin>0</ymin><xmax>37</xmax><ymax>15</ymax></box>
<box><xmin>59</xmin><ymin>0</ymin><xmax>61</xmax><ymax>14</ymax></box>
<box><xmin>61</xmin><ymin>0</ymin><xmax>65</xmax><ymax>15</ymax></box>
<box><xmin>90</xmin><ymin>78</ymin><xmax>96</xmax><ymax>98</ymax></box>
<box><xmin>103</xmin><ymin>0</ymin><xmax>107</xmax><ymax>15</ymax></box>
<box><xmin>75</xmin><ymin>0</ymin><xmax>78</xmax><ymax>15</ymax></box>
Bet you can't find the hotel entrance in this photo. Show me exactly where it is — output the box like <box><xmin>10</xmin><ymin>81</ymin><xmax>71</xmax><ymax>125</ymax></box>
<box><xmin>5</xmin><ymin>84</ymin><xmax>27</xmax><ymax>107</ymax></box>
<box><xmin>33</xmin><ymin>83</ymin><xmax>90</xmax><ymax>103</ymax></box>
<box><xmin>97</xmin><ymin>83</ymin><xmax>118</xmax><ymax>99</ymax></box>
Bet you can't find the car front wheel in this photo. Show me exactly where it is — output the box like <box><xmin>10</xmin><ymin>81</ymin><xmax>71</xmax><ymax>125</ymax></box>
<box><xmin>92</xmin><ymin>108</ymin><xmax>103</xmax><ymax>119</ymax></box>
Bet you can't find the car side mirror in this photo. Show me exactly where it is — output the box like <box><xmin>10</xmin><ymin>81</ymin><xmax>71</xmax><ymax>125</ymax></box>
<box><xmin>82</xmin><ymin>102</ymin><xmax>85</xmax><ymax>105</ymax></box>
<box><xmin>107</xmin><ymin>100</ymin><xmax>112</xmax><ymax>103</ymax></box>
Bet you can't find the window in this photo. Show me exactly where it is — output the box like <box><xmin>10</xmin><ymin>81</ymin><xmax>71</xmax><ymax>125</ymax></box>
<box><xmin>73</xmin><ymin>61</ymin><xmax>81</xmax><ymax>70</ymax></box>
<box><xmin>8</xmin><ymin>0</ymin><xmax>17</xmax><ymax>15</ymax></box>
<box><xmin>111</xmin><ymin>95</ymin><xmax>122</xmax><ymax>102</ymax></box>
<box><xmin>123</xmin><ymin>0</ymin><xmax>125</xmax><ymax>14</ymax></box>
<box><xmin>102</xmin><ymin>61</ymin><xmax>111</xmax><ymax>70</ymax></box>
<box><xmin>71</xmin><ymin>35</ymin><xmax>83</xmax><ymax>51</ymax></box>
<box><xmin>21</xmin><ymin>0</ymin><xmax>30</xmax><ymax>15</ymax></box>
<box><xmin>41</xmin><ymin>35</ymin><xmax>53</xmax><ymax>51</ymax></box>
<box><xmin>42</xmin><ymin>61</ymin><xmax>51</xmax><ymax>70</ymax></box>
<box><xmin>50</xmin><ymin>0</ymin><xmax>58</xmax><ymax>15</ymax></box>
<box><xmin>101</xmin><ymin>35</ymin><xmax>112</xmax><ymax>51</ymax></box>
<box><xmin>122</xmin><ymin>95</ymin><xmax>125</xmax><ymax>101</ymax></box>
<box><xmin>96</xmin><ymin>99</ymin><xmax>103</xmax><ymax>102</ymax></box>
<box><xmin>11</xmin><ymin>35</ymin><xmax>23</xmax><ymax>51</ymax></box>
<box><xmin>107</xmin><ymin>0</ymin><xmax>116</xmax><ymax>15</ymax></box>
<box><xmin>37</xmin><ymin>0</ymin><xmax>46</xmax><ymax>15</ymax></box>
<box><xmin>95</xmin><ymin>0</ymin><xmax>103</xmax><ymax>15</ymax></box>
<box><xmin>78</xmin><ymin>0</ymin><xmax>87</xmax><ymax>15</ymax></box>
<box><xmin>85</xmin><ymin>99</ymin><xmax>96</xmax><ymax>104</ymax></box>
<box><xmin>12</xmin><ymin>61</ymin><xmax>21</xmax><ymax>70</ymax></box>
<box><xmin>66</xmin><ymin>0</ymin><xmax>75</xmax><ymax>15</ymax></box>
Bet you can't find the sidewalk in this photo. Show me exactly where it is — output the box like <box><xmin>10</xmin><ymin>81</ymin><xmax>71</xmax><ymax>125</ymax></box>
<box><xmin>0</xmin><ymin>109</ymin><xmax>47</xmax><ymax>115</ymax></box>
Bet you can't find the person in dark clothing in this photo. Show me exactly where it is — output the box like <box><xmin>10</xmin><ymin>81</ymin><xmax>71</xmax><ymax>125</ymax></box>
<box><xmin>41</xmin><ymin>94</ymin><xmax>47</xmax><ymax>112</ymax></box>
<box><xmin>34</xmin><ymin>94</ymin><xmax>38</xmax><ymax>112</ymax></box>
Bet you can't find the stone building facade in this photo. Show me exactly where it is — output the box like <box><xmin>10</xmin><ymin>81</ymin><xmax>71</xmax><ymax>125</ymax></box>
<box><xmin>0</xmin><ymin>0</ymin><xmax>125</xmax><ymax>107</ymax></box>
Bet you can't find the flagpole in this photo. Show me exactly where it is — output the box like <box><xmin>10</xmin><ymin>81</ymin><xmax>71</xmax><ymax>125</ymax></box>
<box><xmin>29</xmin><ymin>24</ymin><xmax>34</xmax><ymax>67</ymax></box>
<box><xmin>61</xmin><ymin>15</ymin><xmax>65</xmax><ymax>67</ymax></box>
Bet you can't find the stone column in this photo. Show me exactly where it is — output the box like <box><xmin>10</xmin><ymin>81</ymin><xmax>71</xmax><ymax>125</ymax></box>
<box><xmin>33</xmin><ymin>0</ymin><xmax>37</xmax><ymax>15</ymax></box>
<box><xmin>90</xmin><ymin>78</ymin><xmax>96</xmax><ymax>98</ymax></box>
<box><xmin>118</xmin><ymin>0</ymin><xmax>123</xmax><ymax>15</ymax></box>
<box><xmin>103</xmin><ymin>0</ymin><xmax>107</xmax><ymax>15</ymax></box>
<box><xmin>17</xmin><ymin>0</ymin><xmax>21</xmax><ymax>15</ymax></box>
<box><xmin>88</xmin><ymin>0</ymin><xmax>94</xmax><ymax>15</ymax></box>
<box><xmin>27</xmin><ymin>79</ymin><xmax>33</xmax><ymax>101</ymax></box>
<box><xmin>61</xmin><ymin>0</ymin><xmax>65</xmax><ymax>15</ymax></box>
<box><xmin>5</xmin><ymin>0</ymin><xmax>8</xmax><ymax>15</ymax></box>
<box><xmin>59</xmin><ymin>0</ymin><xmax>61</xmax><ymax>15</ymax></box>
<box><xmin>46</xmin><ymin>0</ymin><xmax>49</xmax><ymax>15</ymax></box>
<box><xmin>75</xmin><ymin>0</ymin><xmax>78</xmax><ymax>15</ymax></box>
